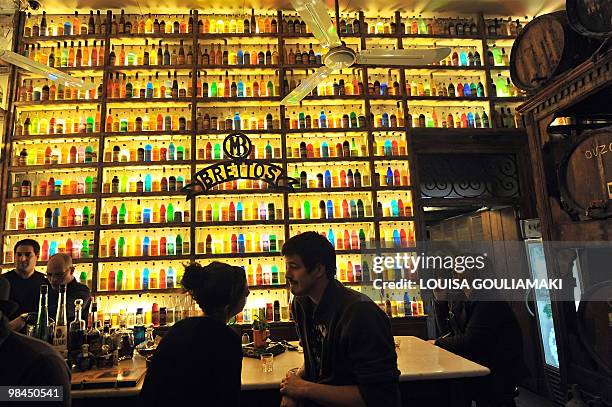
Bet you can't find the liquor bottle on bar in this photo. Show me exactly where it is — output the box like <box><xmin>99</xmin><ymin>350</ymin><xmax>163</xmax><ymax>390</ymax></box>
<box><xmin>34</xmin><ymin>285</ymin><xmax>50</xmax><ymax>342</ymax></box>
<box><xmin>68</xmin><ymin>299</ymin><xmax>86</xmax><ymax>360</ymax></box>
<box><xmin>52</xmin><ymin>284</ymin><xmax>68</xmax><ymax>357</ymax></box>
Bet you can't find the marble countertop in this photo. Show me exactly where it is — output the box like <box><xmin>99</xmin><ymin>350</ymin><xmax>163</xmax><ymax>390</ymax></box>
<box><xmin>73</xmin><ymin>336</ymin><xmax>490</xmax><ymax>398</ymax></box>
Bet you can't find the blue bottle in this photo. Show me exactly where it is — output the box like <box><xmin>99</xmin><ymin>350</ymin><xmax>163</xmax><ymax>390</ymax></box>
<box><xmin>64</xmin><ymin>21</ymin><xmax>72</xmax><ymax>35</ymax></box>
<box><xmin>326</xmin><ymin>200</ymin><xmax>334</xmax><ymax>219</ymax></box>
<box><xmin>467</xmin><ymin>111</ymin><xmax>475</xmax><ymax>128</ymax></box>
<box><xmin>404</xmin><ymin>292</ymin><xmax>412</xmax><ymax>315</ymax></box>
<box><xmin>144</xmin><ymin>144</ymin><xmax>152</xmax><ymax>161</ymax></box>
<box><xmin>49</xmin><ymin>241</ymin><xmax>58</xmax><ymax>256</ymax></box>
<box><xmin>321</xmin><ymin>142</ymin><xmax>329</xmax><ymax>158</ymax></box>
<box><xmin>237</xmin><ymin>79</ymin><xmax>245</xmax><ymax>97</ymax></box>
<box><xmin>391</xmin><ymin>199</ymin><xmax>399</xmax><ymax>216</ymax></box>
<box><xmin>384</xmin><ymin>140</ymin><xmax>392</xmax><ymax>156</ymax></box>
<box><xmin>146</xmin><ymin>81</ymin><xmax>154</xmax><ymax>98</ymax></box>
<box><xmin>166</xmin><ymin>266</ymin><xmax>175</xmax><ymax>288</ymax></box>
<box><xmin>236</xmin><ymin>202</ymin><xmax>243</xmax><ymax>220</ymax></box>
<box><xmin>382</xmin><ymin>112</ymin><xmax>389</xmax><ymax>127</ymax></box>
<box><xmin>237</xmin><ymin>47</ymin><xmax>244</xmax><ymax>65</ymax></box>
<box><xmin>52</xmin><ymin>208</ymin><xmax>60</xmax><ymax>227</ymax></box>
<box><xmin>142</xmin><ymin>267</ymin><xmax>150</xmax><ymax>290</ymax></box>
<box><xmin>324</xmin><ymin>170</ymin><xmax>332</xmax><ymax>188</ymax></box>
<box><xmin>143</xmin><ymin>237</ymin><xmax>150</xmax><ymax>256</ymax></box>
<box><xmin>393</xmin><ymin>230</ymin><xmax>401</xmax><ymax>247</ymax></box>
<box><xmin>386</xmin><ymin>166</ymin><xmax>394</xmax><ymax>186</ymax></box>
<box><xmin>327</xmin><ymin>229</ymin><xmax>335</xmax><ymax>247</ymax></box>
<box><xmin>238</xmin><ymin>234</ymin><xmax>245</xmax><ymax>253</ymax></box>
<box><xmin>319</xmin><ymin>110</ymin><xmax>327</xmax><ymax>128</ymax></box>
<box><xmin>233</xmin><ymin>112</ymin><xmax>241</xmax><ymax>130</ymax></box>
<box><xmin>145</xmin><ymin>174</ymin><xmax>152</xmax><ymax>192</ymax></box>
<box><xmin>168</xmin><ymin>143</ymin><xmax>176</xmax><ymax>160</ymax></box>
<box><xmin>349</xmin><ymin>200</ymin><xmax>357</xmax><ymax>218</ymax></box>
<box><xmin>143</xmin><ymin>207</ymin><xmax>151</xmax><ymax>223</ymax></box>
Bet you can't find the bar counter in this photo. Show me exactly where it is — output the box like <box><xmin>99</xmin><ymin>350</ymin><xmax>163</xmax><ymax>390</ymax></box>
<box><xmin>72</xmin><ymin>336</ymin><xmax>488</xmax><ymax>406</ymax></box>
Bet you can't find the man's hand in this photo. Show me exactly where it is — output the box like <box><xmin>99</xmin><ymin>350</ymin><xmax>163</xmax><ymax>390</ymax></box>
<box><xmin>280</xmin><ymin>373</ymin><xmax>310</xmax><ymax>400</ymax></box>
<box><xmin>280</xmin><ymin>395</ymin><xmax>299</xmax><ymax>407</ymax></box>
<box><xmin>9</xmin><ymin>315</ymin><xmax>26</xmax><ymax>331</ymax></box>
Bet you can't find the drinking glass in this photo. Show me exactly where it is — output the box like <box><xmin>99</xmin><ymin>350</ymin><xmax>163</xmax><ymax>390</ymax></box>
<box><xmin>261</xmin><ymin>353</ymin><xmax>273</xmax><ymax>373</ymax></box>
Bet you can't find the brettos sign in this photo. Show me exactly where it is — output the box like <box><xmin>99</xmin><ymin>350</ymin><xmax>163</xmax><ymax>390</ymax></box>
<box><xmin>182</xmin><ymin>132</ymin><xmax>298</xmax><ymax>199</ymax></box>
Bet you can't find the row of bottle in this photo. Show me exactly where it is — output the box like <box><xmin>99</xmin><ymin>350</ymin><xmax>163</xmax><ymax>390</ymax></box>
<box><xmin>15</xmin><ymin>145</ymin><xmax>96</xmax><ymax>166</ymax></box>
<box><xmin>380</xmin><ymin>226</ymin><xmax>416</xmax><ymax>248</ymax></box>
<box><xmin>283</xmin><ymin>44</ymin><xmax>322</xmax><ymax>66</ymax></box>
<box><xmin>107</xmin><ymin>72</ymin><xmax>189</xmax><ymax>99</ymax></box>
<box><xmin>492</xmin><ymin>107</ymin><xmax>524</xmax><ymax>129</ymax></box>
<box><xmin>99</xmin><ymin>266</ymin><xmax>178</xmax><ymax>291</ymax></box>
<box><xmin>199</xmin><ymin>73</ymin><xmax>277</xmax><ymax>98</ymax></box>
<box><xmin>106</xmin><ymin>142</ymin><xmax>187</xmax><ymax>162</ymax></box>
<box><xmin>24</xmin><ymin>10</ymin><xmax>106</xmax><ymax>37</ymax></box>
<box><xmin>196</xmin><ymin>232</ymin><xmax>282</xmax><ymax>254</ymax></box>
<box><xmin>12</xmin><ymin>176</ymin><xmax>96</xmax><ymax>198</ymax></box>
<box><xmin>201</xmin><ymin>43</ymin><xmax>279</xmax><ymax>66</ymax></box>
<box><xmin>404</xmin><ymin>16</ymin><xmax>479</xmax><ymax>37</ymax></box>
<box><xmin>24</xmin><ymin>40</ymin><xmax>105</xmax><ymax>68</ymax></box>
<box><xmin>438</xmin><ymin>47</ymin><xmax>482</xmax><ymax>67</ymax></box>
<box><xmin>104</xmin><ymin>173</ymin><xmax>187</xmax><ymax>194</ymax></box>
<box><xmin>289</xmin><ymin>138</ymin><xmax>367</xmax><ymax>159</ymax></box>
<box><xmin>101</xmin><ymin>201</ymin><xmax>187</xmax><ymax>225</ymax></box>
<box><xmin>485</xmin><ymin>17</ymin><xmax>526</xmax><ymax>37</ymax></box>
<box><xmin>105</xmin><ymin>109</ymin><xmax>190</xmax><ymax>132</ymax></box>
<box><xmin>488</xmin><ymin>46</ymin><xmax>510</xmax><ymax>66</ymax></box>
<box><xmin>409</xmin><ymin>108</ymin><xmax>490</xmax><ymax>129</ymax></box>
<box><xmin>292</xmin><ymin>167</ymin><xmax>368</xmax><ymax>189</ymax></box>
<box><xmin>18</xmin><ymin>79</ymin><xmax>100</xmax><ymax>102</ymax></box>
<box><xmin>492</xmin><ymin>74</ymin><xmax>520</xmax><ymax>97</ymax></box>
<box><xmin>406</xmin><ymin>76</ymin><xmax>486</xmax><ymax>98</ymax></box>
<box><xmin>109</xmin><ymin>41</ymin><xmax>192</xmax><ymax>66</ymax></box>
<box><xmin>4</xmin><ymin>238</ymin><xmax>93</xmax><ymax>263</ymax></box>
<box><xmin>99</xmin><ymin>234</ymin><xmax>189</xmax><ymax>257</ymax></box>
<box><xmin>15</xmin><ymin>109</ymin><xmax>101</xmax><ymax>136</ymax></box>
<box><xmin>198</xmin><ymin>140</ymin><xmax>278</xmax><ymax>160</ymax></box>
<box><xmin>8</xmin><ymin>206</ymin><xmax>95</xmax><ymax>230</ymax></box>
<box><xmin>286</xmin><ymin>110</ymin><xmax>366</xmax><ymax>130</ymax></box>
<box><xmin>200</xmin><ymin>201</ymin><xmax>281</xmax><ymax>222</ymax></box>
<box><xmin>196</xmin><ymin>110</ymin><xmax>279</xmax><ymax>131</ymax></box>
<box><xmin>380</xmin><ymin>293</ymin><xmax>425</xmax><ymax>317</ymax></box>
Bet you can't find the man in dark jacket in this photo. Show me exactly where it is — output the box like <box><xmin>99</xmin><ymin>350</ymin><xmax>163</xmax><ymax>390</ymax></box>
<box><xmin>46</xmin><ymin>253</ymin><xmax>91</xmax><ymax>323</ymax></box>
<box><xmin>279</xmin><ymin>232</ymin><xmax>401</xmax><ymax>407</ymax></box>
<box><xmin>432</xmin><ymin>263</ymin><xmax>528</xmax><ymax>407</ymax></box>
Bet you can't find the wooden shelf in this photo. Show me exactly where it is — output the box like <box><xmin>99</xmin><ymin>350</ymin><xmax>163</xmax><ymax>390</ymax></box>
<box><xmin>1</xmin><ymin>258</ymin><xmax>93</xmax><ymax>268</ymax></box>
<box><xmin>199</xmin><ymin>32</ymin><xmax>279</xmax><ymax>39</ymax></box>
<box><xmin>286</xmin><ymin>156</ymin><xmax>369</xmax><ymax>163</ymax></box>
<box><xmin>373</xmin><ymin>155</ymin><xmax>411</xmax><ymax>161</ymax></box>
<box><xmin>102</xmin><ymin>160</ymin><xmax>191</xmax><ymax>168</ymax></box>
<box><xmin>96</xmin><ymin>287</ymin><xmax>183</xmax><ymax>295</ymax></box>
<box><xmin>291</xmin><ymin>187</ymin><xmax>372</xmax><ymax>193</ymax></box>
<box><xmin>194</xmin><ymin>158</ymin><xmax>282</xmax><ymax>164</ymax></box>
<box><xmin>196</xmin><ymin>129</ymin><xmax>282</xmax><ymax>135</ymax></box>
<box><xmin>193</xmin><ymin>220</ymin><xmax>285</xmax><ymax>227</ymax></box>
<box><xmin>107</xmin><ymin>64</ymin><xmax>193</xmax><ymax>71</ymax></box>
<box><xmin>107</xmin><ymin>97</ymin><xmax>193</xmax><ymax>104</ymax></box>
<box><xmin>2</xmin><ymin>225</ymin><xmax>97</xmax><ymax>235</ymax></box>
<box><xmin>98</xmin><ymin>254</ymin><xmax>191</xmax><ymax>263</ymax></box>
<box><xmin>22</xmin><ymin>34</ymin><xmax>106</xmax><ymax>43</ymax></box>
<box><xmin>196</xmin><ymin>64</ymin><xmax>279</xmax><ymax>70</ymax></box>
<box><xmin>401</xmin><ymin>33</ymin><xmax>482</xmax><ymax>40</ymax></box>
<box><xmin>100</xmin><ymin>222</ymin><xmax>191</xmax><ymax>231</ymax></box>
<box><xmin>14</xmin><ymin>100</ymin><xmax>100</xmax><ymax>107</ymax></box>
<box><xmin>491</xmin><ymin>96</ymin><xmax>528</xmax><ymax>103</ymax></box>
<box><xmin>285</xmin><ymin>127</ymin><xmax>367</xmax><ymax>134</ymax></box>
<box><xmin>101</xmin><ymin>191</ymin><xmax>186</xmax><ymax>199</ymax></box>
<box><xmin>110</xmin><ymin>32</ymin><xmax>192</xmax><ymax>40</ymax></box>
<box><xmin>189</xmin><ymin>188</ymin><xmax>285</xmax><ymax>196</ymax></box>
<box><xmin>406</xmin><ymin>96</ymin><xmax>488</xmax><ymax>102</ymax></box>
<box><xmin>12</xmin><ymin>132</ymin><xmax>102</xmax><ymax>141</ymax></box>
<box><xmin>104</xmin><ymin>130</ymin><xmax>192</xmax><ymax>137</ymax></box>
<box><xmin>9</xmin><ymin>162</ymin><xmax>98</xmax><ymax>171</ymax></box>
<box><xmin>289</xmin><ymin>217</ymin><xmax>375</xmax><ymax>225</ymax></box>
<box><xmin>194</xmin><ymin>252</ymin><xmax>282</xmax><ymax>259</ymax></box>
<box><xmin>6</xmin><ymin>194</ymin><xmax>96</xmax><ymax>203</ymax></box>
<box><xmin>196</xmin><ymin>96</ymin><xmax>282</xmax><ymax>103</ymax></box>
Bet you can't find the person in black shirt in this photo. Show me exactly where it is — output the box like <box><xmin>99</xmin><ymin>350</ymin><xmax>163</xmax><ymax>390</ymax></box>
<box><xmin>3</xmin><ymin>239</ymin><xmax>47</xmax><ymax>330</ymax></box>
<box><xmin>280</xmin><ymin>232</ymin><xmax>401</xmax><ymax>407</ymax></box>
<box><xmin>46</xmin><ymin>253</ymin><xmax>91</xmax><ymax>323</ymax></box>
<box><xmin>0</xmin><ymin>274</ymin><xmax>71</xmax><ymax>407</ymax></box>
<box><xmin>140</xmin><ymin>261</ymin><xmax>249</xmax><ymax>407</ymax></box>
<box><xmin>432</xmin><ymin>259</ymin><xmax>528</xmax><ymax>407</ymax></box>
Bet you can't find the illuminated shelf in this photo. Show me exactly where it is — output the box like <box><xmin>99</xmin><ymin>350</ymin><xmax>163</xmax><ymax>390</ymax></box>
<box><xmin>372</xmin><ymin>126</ymin><xmax>406</xmax><ymax>132</ymax></box>
<box><xmin>12</xmin><ymin>132</ymin><xmax>102</xmax><ymax>141</ymax></box>
<box><xmin>190</xmin><ymin>189</ymin><xmax>284</xmax><ymax>196</ymax></box>
<box><xmin>365</xmin><ymin>33</ymin><xmax>398</xmax><ymax>39</ymax></box>
<box><xmin>490</xmin><ymin>66</ymin><xmax>511</xmax><ymax>70</ymax></box>
<box><xmin>285</xmin><ymin>128</ymin><xmax>367</xmax><ymax>134</ymax></box>
<box><xmin>50</xmin><ymin>66</ymin><xmax>104</xmax><ymax>73</ymax></box>
<box><xmin>193</xmin><ymin>220</ymin><xmax>285</xmax><ymax>227</ymax></box>
<box><xmin>2</xmin><ymin>225</ymin><xmax>97</xmax><ymax>235</ymax></box>
<box><xmin>102</xmin><ymin>160</ymin><xmax>191</xmax><ymax>168</ymax></box>
<box><xmin>1</xmin><ymin>258</ymin><xmax>93</xmax><ymax>268</ymax></box>
<box><xmin>196</xmin><ymin>64</ymin><xmax>279</xmax><ymax>70</ymax></box>
<box><xmin>487</xmin><ymin>34</ymin><xmax>517</xmax><ymax>40</ymax></box>
<box><xmin>196</xmin><ymin>96</ymin><xmax>282</xmax><ymax>103</ymax></box>
<box><xmin>194</xmin><ymin>158</ymin><xmax>282</xmax><ymax>164</ymax></box>
<box><xmin>283</xmin><ymin>63</ymin><xmax>324</xmax><ymax>69</ymax></box>
<box><xmin>98</xmin><ymin>254</ymin><xmax>191</xmax><ymax>263</ymax></box>
<box><xmin>286</xmin><ymin>156</ymin><xmax>369</xmax><ymax>163</ymax></box>
<box><xmin>247</xmin><ymin>284</ymin><xmax>289</xmax><ymax>290</ymax></box>
<box><xmin>281</xmin><ymin>33</ymin><xmax>314</xmax><ymax>38</ymax></box>
<box><xmin>106</xmin><ymin>97</ymin><xmax>193</xmax><ymax>105</ymax></box>
<box><xmin>368</xmin><ymin>95</ymin><xmax>403</xmax><ymax>101</ymax></box>
<box><xmin>491</xmin><ymin>96</ymin><xmax>528</xmax><ymax>103</ymax></box>
<box><xmin>407</xmin><ymin>96</ymin><xmax>488</xmax><ymax>102</ymax></box>
<box><xmin>110</xmin><ymin>33</ymin><xmax>192</xmax><ymax>40</ymax></box>
<box><xmin>401</xmin><ymin>65</ymin><xmax>485</xmax><ymax>71</ymax></box>
<box><xmin>96</xmin><ymin>288</ymin><xmax>184</xmax><ymax>295</ymax></box>
<box><xmin>199</xmin><ymin>33</ymin><xmax>279</xmax><ymax>39</ymax></box>
<box><xmin>198</xmin><ymin>129</ymin><xmax>282</xmax><ymax>135</ymax></box>
<box><xmin>6</xmin><ymin>194</ymin><xmax>96</xmax><ymax>203</ymax></box>
<box><xmin>10</xmin><ymin>162</ymin><xmax>98</xmax><ymax>171</ymax></box>
<box><xmin>402</xmin><ymin>33</ymin><xmax>481</xmax><ymax>40</ymax></box>
<box><xmin>373</xmin><ymin>155</ymin><xmax>411</xmax><ymax>161</ymax></box>
<box><xmin>22</xmin><ymin>34</ymin><xmax>107</xmax><ymax>43</ymax></box>
<box><xmin>301</xmin><ymin>95</ymin><xmax>364</xmax><ymax>101</ymax></box>
<box><xmin>107</xmin><ymin>64</ymin><xmax>193</xmax><ymax>71</ymax></box>
<box><xmin>410</xmin><ymin>127</ymin><xmax>524</xmax><ymax>136</ymax></box>
<box><xmin>195</xmin><ymin>252</ymin><xmax>282</xmax><ymax>259</ymax></box>
<box><xmin>14</xmin><ymin>100</ymin><xmax>100</xmax><ymax>108</ymax></box>
<box><xmin>101</xmin><ymin>191</ymin><xmax>186</xmax><ymax>199</ymax></box>
<box><xmin>289</xmin><ymin>217</ymin><xmax>375</xmax><ymax>225</ymax></box>
<box><xmin>374</xmin><ymin>186</ymin><xmax>413</xmax><ymax>191</ymax></box>
<box><xmin>100</xmin><ymin>222</ymin><xmax>191</xmax><ymax>231</ymax></box>
<box><xmin>377</xmin><ymin>216</ymin><xmax>415</xmax><ymax>222</ymax></box>
<box><xmin>104</xmin><ymin>130</ymin><xmax>192</xmax><ymax>137</ymax></box>
<box><xmin>293</xmin><ymin>187</ymin><xmax>372</xmax><ymax>193</ymax></box>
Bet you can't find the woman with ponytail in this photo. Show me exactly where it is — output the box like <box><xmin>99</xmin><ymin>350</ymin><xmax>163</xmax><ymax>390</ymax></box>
<box><xmin>140</xmin><ymin>261</ymin><xmax>249</xmax><ymax>406</ymax></box>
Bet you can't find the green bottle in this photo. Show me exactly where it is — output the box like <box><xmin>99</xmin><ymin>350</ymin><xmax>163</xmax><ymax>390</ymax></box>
<box><xmin>116</xmin><ymin>269</ymin><xmax>124</xmax><ymax>290</ymax></box>
<box><xmin>82</xmin><ymin>206</ymin><xmax>90</xmax><ymax>226</ymax></box>
<box><xmin>358</xmin><ymin>229</ymin><xmax>366</xmax><ymax>248</ymax></box>
<box><xmin>167</xmin><ymin>203</ymin><xmax>174</xmax><ymax>222</ymax></box>
<box><xmin>119</xmin><ymin>203</ymin><xmax>127</xmax><ymax>224</ymax></box>
<box><xmin>118</xmin><ymin>236</ymin><xmax>125</xmax><ymax>256</ymax></box>
<box><xmin>34</xmin><ymin>285</ymin><xmax>49</xmax><ymax>342</ymax></box>
<box><xmin>79</xmin><ymin>271</ymin><xmax>88</xmax><ymax>285</ymax></box>
<box><xmin>211</xmin><ymin>80</ymin><xmax>217</xmax><ymax>97</ymax></box>
<box><xmin>85</xmin><ymin>176</ymin><xmax>93</xmax><ymax>193</ymax></box>
<box><xmin>81</xmin><ymin>239</ymin><xmax>89</xmax><ymax>258</ymax></box>
<box><xmin>176</xmin><ymin>234</ymin><xmax>183</xmax><ymax>255</ymax></box>
<box><xmin>213</xmin><ymin>144</ymin><xmax>221</xmax><ymax>159</ymax></box>
<box><xmin>213</xmin><ymin>202</ymin><xmax>220</xmax><ymax>221</ymax></box>
<box><xmin>304</xmin><ymin>201</ymin><xmax>311</xmax><ymax>219</ymax></box>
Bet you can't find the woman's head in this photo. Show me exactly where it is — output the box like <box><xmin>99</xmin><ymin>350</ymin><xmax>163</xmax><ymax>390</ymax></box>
<box><xmin>181</xmin><ymin>261</ymin><xmax>249</xmax><ymax>321</ymax></box>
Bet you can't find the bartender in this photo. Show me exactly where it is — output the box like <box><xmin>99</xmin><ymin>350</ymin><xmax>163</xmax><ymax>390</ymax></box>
<box><xmin>3</xmin><ymin>239</ymin><xmax>47</xmax><ymax>331</ymax></box>
<box><xmin>46</xmin><ymin>253</ymin><xmax>91</xmax><ymax>323</ymax></box>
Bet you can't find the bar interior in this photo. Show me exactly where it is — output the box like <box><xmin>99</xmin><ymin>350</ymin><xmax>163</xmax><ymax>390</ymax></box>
<box><xmin>0</xmin><ymin>0</ymin><xmax>610</xmax><ymax>405</ymax></box>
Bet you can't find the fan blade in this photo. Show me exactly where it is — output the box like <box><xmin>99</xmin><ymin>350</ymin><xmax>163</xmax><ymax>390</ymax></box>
<box><xmin>0</xmin><ymin>50</ymin><xmax>96</xmax><ymax>90</ymax></box>
<box><xmin>281</xmin><ymin>65</ymin><xmax>337</xmax><ymax>105</ymax></box>
<box><xmin>356</xmin><ymin>47</ymin><xmax>451</xmax><ymax>66</ymax></box>
<box><xmin>291</xmin><ymin>0</ymin><xmax>342</xmax><ymax>49</ymax></box>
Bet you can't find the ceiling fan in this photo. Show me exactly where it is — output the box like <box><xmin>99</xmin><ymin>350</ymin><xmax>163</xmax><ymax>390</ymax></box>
<box><xmin>0</xmin><ymin>1</ymin><xmax>95</xmax><ymax>90</ymax></box>
<box><xmin>280</xmin><ymin>0</ymin><xmax>451</xmax><ymax>105</ymax></box>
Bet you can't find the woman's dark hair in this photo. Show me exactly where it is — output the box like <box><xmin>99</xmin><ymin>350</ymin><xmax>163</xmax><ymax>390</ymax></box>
<box><xmin>281</xmin><ymin>231</ymin><xmax>336</xmax><ymax>279</ymax></box>
<box><xmin>181</xmin><ymin>262</ymin><xmax>246</xmax><ymax>314</ymax></box>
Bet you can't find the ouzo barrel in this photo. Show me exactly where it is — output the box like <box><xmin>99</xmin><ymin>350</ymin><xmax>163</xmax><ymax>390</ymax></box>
<box><xmin>510</xmin><ymin>11</ymin><xmax>601</xmax><ymax>93</ymax></box>
<box><xmin>567</xmin><ymin>0</ymin><xmax>612</xmax><ymax>39</ymax></box>
<box><xmin>559</xmin><ymin>126</ymin><xmax>612</xmax><ymax>219</ymax></box>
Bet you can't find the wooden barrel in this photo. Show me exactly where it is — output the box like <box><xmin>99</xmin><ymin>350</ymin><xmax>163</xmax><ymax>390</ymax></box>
<box><xmin>567</xmin><ymin>0</ymin><xmax>612</xmax><ymax>39</ymax></box>
<box><xmin>510</xmin><ymin>11</ymin><xmax>601</xmax><ymax>93</ymax></box>
<box><xmin>559</xmin><ymin>126</ymin><xmax>612</xmax><ymax>219</ymax></box>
